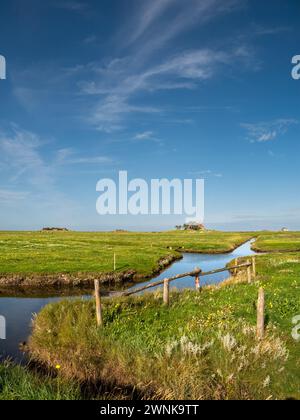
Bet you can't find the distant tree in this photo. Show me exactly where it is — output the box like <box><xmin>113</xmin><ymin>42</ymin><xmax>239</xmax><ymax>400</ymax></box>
<box><xmin>175</xmin><ymin>225</ymin><xmax>182</xmax><ymax>230</ymax></box>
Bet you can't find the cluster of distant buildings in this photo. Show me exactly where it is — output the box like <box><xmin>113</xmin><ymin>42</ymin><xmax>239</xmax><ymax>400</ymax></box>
<box><xmin>175</xmin><ymin>222</ymin><xmax>205</xmax><ymax>231</ymax></box>
<box><xmin>42</xmin><ymin>227</ymin><xmax>69</xmax><ymax>232</ymax></box>
<box><xmin>175</xmin><ymin>224</ymin><xmax>290</xmax><ymax>233</ymax></box>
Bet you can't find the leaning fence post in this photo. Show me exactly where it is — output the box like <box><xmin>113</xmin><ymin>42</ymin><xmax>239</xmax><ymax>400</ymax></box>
<box><xmin>194</xmin><ymin>267</ymin><xmax>201</xmax><ymax>291</ymax></box>
<box><xmin>257</xmin><ymin>287</ymin><xmax>265</xmax><ymax>340</ymax></box>
<box><xmin>252</xmin><ymin>257</ymin><xmax>256</xmax><ymax>278</ymax></box>
<box><xmin>94</xmin><ymin>280</ymin><xmax>103</xmax><ymax>327</ymax></box>
<box><xmin>247</xmin><ymin>260</ymin><xmax>252</xmax><ymax>283</ymax></box>
<box><xmin>163</xmin><ymin>278</ymin><xmax>170</xmax><ymax>306</ymax></box>
<box><xmin>234</xmin><ymin>258</ymin><xmax>238</xmax><ymax>275</ymax></box>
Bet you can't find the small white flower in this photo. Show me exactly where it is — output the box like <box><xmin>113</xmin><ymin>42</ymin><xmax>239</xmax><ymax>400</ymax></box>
<box><xmin>263</xmin><ymin>376</ymin><xmax>271</xmax><ymax>388</ymax></box>
<box><xmin>221</xmin><ymin>334</ymin><xmax>237</xmax><ymax>352</ymax></box>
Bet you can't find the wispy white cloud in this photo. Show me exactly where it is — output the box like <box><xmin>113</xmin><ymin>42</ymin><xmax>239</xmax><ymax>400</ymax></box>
<box><xmin>80</xmin><ymin>49</ymin><xmax>229</xmax><ymax>96</ymax></box>
<box><xmin>189</xmin><ymin>170</ymin><xmax>223</xmax><ymax>178</ymax></box>
<box><xmin>55</xmin><ymin>1</ymin><xmax>87</xmax><ymax>12</ymax></box>
<box><xmin>74</xmin><ymin>0</ymin><xmax>246</xmax><ymax>133</ymax></box>
<box><xmin>0</xmin><ymin>189</ymin><xmax>29</xmax><ymax>204</ymax></box>
<box><xmin>132</xmin><ymin>131</ymin><xmax>163</xmax><ymax>144</ymax></box>
<box><xmin>126</xmin><ymin>0</ymin><xmax>242</xmax><ymax>53</ymax></box>
<box><xmin>0</xmin><ymin>126</ymin><xmax>104</xmax><ymax>224</ymax></box>
<box><xmin>82</xmin><ymin>35</ymin><xmax>97</xmax><ymax>45</ymax></box>
<box><xmin>251</xmin><ymin>24</ymin><xmax>291</xmax><ymax>37</ymax></box>
<box><xmin>56</xmin><ymin>148</ymin><xmax>113</xmax><ymax>165</ymax></box>
<box><xmin>13</xmin><ymin>87</ymin><xmax>40</xmax><ymax>112</ymax></box>
<box><xmin>134</xmin><ymin>131</ymin><xmax>155</xmax><ymax>140</ymax></box>
<box><xmin>81</xmin><ymin>48</ymin><xmax>239</xmax><ymax>132</ymax></box>
<box><xmin>0</xmin><ymin>125</ymin><xmax>53</xmax><ymax>187</ymax></box>
<box><xmin>89</xmin><ymin>95</ymin><xmax>161</xmax><ymax>133</ymax></box>
<box><xmin>148</xmin><ymin>49</ymin><xmax>230</xmax><ymax>80</ymax></box>
<box><xmin>12</xmin><ymin>0</ymin><xmax>249</xmax><ymax>135</ymax></box>
<box><xmin>241</xmin><ymin>119</ymin><xmax>298</xmax><ymax>142</ymax></box>
<box><xmin>128</xmin><ymin>0</ymin><xmax>175</xmax><ymax>45</ymax></box>
<box><xmin>0</xmin><ymin>126</ymin><xmax>114</xmax><ymax>204</ymax></box>
<box><xmin>0</xmin><ymin>126</ymin><xmax>70</xmax><ymax>219</ymax></box>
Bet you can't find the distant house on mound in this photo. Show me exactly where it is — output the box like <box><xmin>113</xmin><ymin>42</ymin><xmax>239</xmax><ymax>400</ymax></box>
<box><xmin>183</xmin><ymin>222</ymin><xmax>205</xmax><ymax>231</ymax></box>
<box><xmin>281</xmin><ymin>227</ymin><xmax>289</xmax><ymax>232</ymax></box>
<box><xmin>42</xmin><ymin>227</ymin><xmax>69</xmax><ymax>232</ymax></box>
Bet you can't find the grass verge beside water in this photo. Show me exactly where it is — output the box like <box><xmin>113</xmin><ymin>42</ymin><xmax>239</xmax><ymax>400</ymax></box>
<box><xmin>28</xmin><ymin>251</ymin><xmax>300</xmax><ymax>400</ymax></box>
<box><xmin>0</xmin><ymin>362</ymin><xmax>82</xmax><ymax>400</ymax></box>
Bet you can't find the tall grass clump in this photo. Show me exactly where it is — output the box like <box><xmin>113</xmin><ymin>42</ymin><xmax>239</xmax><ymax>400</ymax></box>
<box><xmin>29</xmin><ymin>283</ymin><xmax>297</xmax><ymax>400</ymax></box>
<box><xmin>0</xmin><ymin>361</ymin><xmax>82</xmax><ymax>400</ymax></box>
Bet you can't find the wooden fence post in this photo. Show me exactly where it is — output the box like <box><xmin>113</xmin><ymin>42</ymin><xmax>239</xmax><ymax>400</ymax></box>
<box><xmin>234</xmin><ymin>258</ymin><xmax>238</xmax><ymax>275</ymax></box>
<box><xmin>163</xmin><ymin>278</ymin><xmax>170</xmax><ymax>306</ymax></box>
<box><xmin>247</xmin><ymin>260</ymin><xmax>252</xmax><ymax>283</ymax></box>
<box><xmin>114</xmin><ymin>253</ymin><xmax>116</xmax><ymax>271</ymax></box>
<box><xmin>94</xmin><ymin>280</ymin><xmax>103</xmax><ymax>327</ymax></box>
<box><xmin>194</xmin><ymin>267</ymin><xmax>201</xmax><ymax>291</ymax></box>
<box><xmin>257</xmin><ymin>287</ymin><xmax>265</xmax><ymax>340</ymax></box>
<box><xmin>252</xmin><ymin>257</ymin><xmax>256</xmax><ymax>278</ymax></box>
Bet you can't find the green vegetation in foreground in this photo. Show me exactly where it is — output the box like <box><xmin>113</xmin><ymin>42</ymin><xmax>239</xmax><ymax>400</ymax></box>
<box><xmin>0</xmin><ymin>362</ymin><xmax>82</xmax><ymax>400</ymax></box>
<box><xmin>29</xmin><ymin>251</ymin><xmax>300</xmax><ymax>400</ymax></box>
<box><xmin>253</xmin><ymin>232</ymin><xmax>300</xmax><ymax>252</ymax></box>
<box><xmin>0</xmin><ymin>230</ymin><xmax>252</xmax><ymax>276</ymax></box>
<box><xmin>0</xmin><ymin>362</ymin><xmax>139</xmax><ymax>400</ymax></box>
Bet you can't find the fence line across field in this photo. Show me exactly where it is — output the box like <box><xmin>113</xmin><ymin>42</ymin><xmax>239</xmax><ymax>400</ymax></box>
<box><xmin>94</xmin><ymin>255</ymin><xmax>265</xmax><ymax>342</ymax></box>
<box><xmin>122</xmin><ymin>261</ymin><xmax>253</xmax><ymax>297</ymax></box>
<box><xmin>94</xmin><ymin>257</ymin><xmax>265</xmax><ymax>338</ymax></box>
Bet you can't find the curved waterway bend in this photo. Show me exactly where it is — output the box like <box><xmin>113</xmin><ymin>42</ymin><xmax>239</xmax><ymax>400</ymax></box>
<box><xmin>0</xmin><ymin>240</ymin><xmax>256</xmax><ymax>363</ymax></box>
<box><xmin>128</xmin><ymin>239</ymin><xmax>257</xmax><ymax>293</ymax></box>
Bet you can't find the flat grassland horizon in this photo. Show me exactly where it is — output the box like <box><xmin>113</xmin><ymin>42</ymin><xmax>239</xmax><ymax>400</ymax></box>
<box><xmin>0</xmin><ymin>229</ymin><xmax>264</xmax><ymax>276</ymax></box>
<box><xmin>0</xmin><ymin>229</ymin><xmax>300</xmax><ymax>276</ymax></box>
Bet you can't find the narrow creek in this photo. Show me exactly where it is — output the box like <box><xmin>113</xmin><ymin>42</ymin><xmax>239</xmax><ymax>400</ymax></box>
<box><xmin>128</xmin><ymin>240</ymin><xmax>257</xmax><ymax>293</ymax></box>
<box><xmin>0</xmin><ymin>240</ymin><xmax>256</xmax><ymax>363</ymax></box>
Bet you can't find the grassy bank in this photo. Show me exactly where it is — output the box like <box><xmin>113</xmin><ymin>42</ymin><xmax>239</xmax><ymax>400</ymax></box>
<box><xmin>0</xmin><ymin>362</ymin><xmax>141</xmax><ymax>400</ymax></box>
<box><xmin>29</xmin><ymin>251</ymin><xmax>300</xmax><ymax>400</ymax></box>
<box><xmin>0</xmin><ymin>231</ymin><xmax>252</xmax><ymax>286</ymax></box>
<box><xmin>253</xmin><ymin>232</ymin><xmax>300</xmax><ymax>252</ymax></box>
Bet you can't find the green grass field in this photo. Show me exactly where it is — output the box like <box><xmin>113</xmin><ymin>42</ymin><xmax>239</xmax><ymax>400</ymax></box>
<box><xmin>253</xmin><ymin>232</ymin><xmax>300</xmax><ymax>252</ymax></box>
<box><xmin>1</xmin><ymin>230</ymin><xmax>300</xmax><ymax>400</ymax></box>
<box><xmin>0</xmin><ymin>230</ymin><xmax>252</xmax><ymax>277</ymax></box>
<box><xmin>0</xmin><ymin>362</ymin><xmax>82</xmax><ymax>401</ymax></box>
<box><xmin>0</xmin><ymin>362</ymin><xmax>137</xmax><ymax>400</ymax></box>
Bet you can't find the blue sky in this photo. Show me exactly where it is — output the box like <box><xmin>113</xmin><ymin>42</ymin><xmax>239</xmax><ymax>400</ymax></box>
<box><xmin>0</xmin><ymin>0</ymin><xmax>299</xmax><ymax>231</ymax></box>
